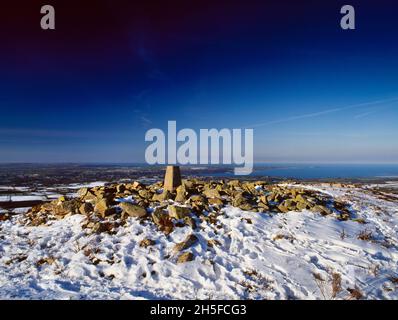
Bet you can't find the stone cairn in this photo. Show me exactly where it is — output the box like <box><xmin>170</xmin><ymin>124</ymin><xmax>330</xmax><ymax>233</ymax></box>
<box><xmin>23</xmin><ymin>167</ymin><xmax>355</xmax><ymax>262</ymax></box>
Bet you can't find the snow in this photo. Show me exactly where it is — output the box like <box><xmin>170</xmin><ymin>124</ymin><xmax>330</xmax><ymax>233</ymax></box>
<box><xmin>65</xmin><ymin>182</ymin><xmax>107</xmax><ymax>190</ymax></box>
<box><xmin>0</xmin><ymin>186</ymin><xmax>30</xmax><ymax>191</ymax></box>
<box><xmin>0</xmin><ymin>195</ymin><xmax>47</xmax><ymax>202</ymax></box>
<box><xmin>366</xmin><ymin>181</ymin><xmax>398</xmax><ymax>189</ymax></box>
<box><xmin>0</xmin><ymin>184</ymin><xmax>397</xmax><ymax>300</ymax></box>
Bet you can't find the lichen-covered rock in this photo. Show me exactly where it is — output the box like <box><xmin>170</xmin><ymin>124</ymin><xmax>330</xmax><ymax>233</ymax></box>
<box><xmin>116</xmin><ymin>184</ymin><xmax>126</xmax><ymax>194</ymax></box>
<box><xmin>151</xmin><ymin>207</ymin><xmax>174</xmax><ymax>234</ymax></box>
<box><xmin>277</xmin><ymin>203</ymin><xmax>289</xmax><ymax>213</ymax></box>
<box><xmin>183</xmin><ymin>216</ymin><xmax>197</xmax><ymax>229</ymax></box>
<box><xmin>168</xmin><ymin>205</ymin><xmax>191</xmax><ymax>219</ymax></box>
<box><xmin>119</xmin><ymin>202</ymin><xmax>147</xmax><ymax>218</ymax></box>
<box><xmin>177</xmin><ymin>251</ymin><xmax>194</xmax><ymax>264</ymax></box>
<box><xmin>175</xmin><ymin>185</ymin><xmax>188</xmax><ymax>203</ymax></box>
<box><xmin>139</xmin><ymin>238</ymin><xmax>156</xmax><ymax>248</ymax></box>
<box><xmin>0</xmin><ymin>213</ymin><xmax>10</xmax><ymax>221</ymax></box>
<box><xmin>203</xmin><ymin>188</ymin><xmax>221</xmax><ymax>199</ymax></box>
<box><xmin>208</xmin><ymin>197</ymin><xmax>224</xmax><ymax>206</ymax></box>
<box><xmin>312</xmin><ymin>205</ymin><xmax>332</xmax><ymax>216</ymax></box>
<box><xmin>152</xmin><ymin>190</ymin><xmax>173</xmax><ymax>202</ymax></box>
<box><xmin>173</xmin><ymin>234</ymin><xmax>198</xmax><ymax>252</ymax></box>
<box><xmin>54</xmin><ymin>199</ymin><xmax>82</xmax><ymax>216</ymax></box>
<box><xmin>94</xmin><ymin>199</ymin><xmax>114</xmax><ymax>218</ymax></box>
<box><xmin>77</xmin><ymin>187</ymin><xmax>89</xmax><ymax>198</ymax></box>
<box><xmin>138</xmin><ymin>189</ymin><xmax>153</xmax><ymax>200</ymax></box>
<box><xmin>189</xmin><ymin>194</ymin><xmax>207</xmax><ymax>203</ymax></box>
<box><xmin>79</xmin><ymin>202</ymin><xmax>93</xmax><ymax>215</ymax></box>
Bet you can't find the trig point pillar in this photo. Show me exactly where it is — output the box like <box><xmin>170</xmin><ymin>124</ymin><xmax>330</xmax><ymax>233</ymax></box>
<box><xmin>164</xmin><ymin>165</ymin><xmax>182</xmax><ymax>192</ymax></box>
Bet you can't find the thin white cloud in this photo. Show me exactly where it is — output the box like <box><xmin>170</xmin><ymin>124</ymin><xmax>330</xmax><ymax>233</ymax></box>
<box><xmin>243</xmin><ymin>96</ymin><xmax>398</xmax><ymax>129</ymax></box>
<box><xmin>140</xmin><ymin>116</ymin><xmax>152</xmax><ymax>125</ymax></box>
<box><xmin>354</xmin><ymin>110</ymin><xmax>378</xmax><ymax>119</ymax></box>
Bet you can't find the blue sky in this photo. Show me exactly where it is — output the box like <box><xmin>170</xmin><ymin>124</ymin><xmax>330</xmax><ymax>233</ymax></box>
<box><xmin>1</xmin><ymin>0</ymin><xmax>397</xmax><ymax>163</ymax></box>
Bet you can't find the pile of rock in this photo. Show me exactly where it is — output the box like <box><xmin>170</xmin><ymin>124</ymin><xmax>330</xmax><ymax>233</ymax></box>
<box><xmin>24</xmin><ymin>179</ymin><xmax>352</xmax><ymax>233</ymax></box>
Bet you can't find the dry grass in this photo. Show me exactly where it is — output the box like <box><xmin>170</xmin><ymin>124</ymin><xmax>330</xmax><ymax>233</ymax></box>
<box><xmin>347</xmin><ymin>286</ymin><xmax>363</xmax><ymax>300</ymax></box>
<box><xmin>357</xmin><ymin>229</ymin><xmax>373</xmax><ymax>241</ymax></box>
<box><xmin>389</xmin><ymin>276</ymin><xmax>398</xmax><ymax>285</ymax></box>
<box><xmin>313</xmin><ymin>272</ymin><xmax>327</xmax><ymax>299</ymax></box>
<box><xmin>352</xmin><ymin>218</ymin><xmax>367</xmax><ymax>224</ymax></box>
<box><xmin>242</xmin><ymin>269</ymin><xmax>273</xmax><ymax>294</ymax></box>
<box><xmin>157</xmin><ymin>215</ymin><xmax>174</xmax><ymax>235</ymax></box>
<box><xmin>73</xmin><ymin>240</ymin><xmax>82</xmax><ymax>253</ymax></box>
<box><xmin>369</xmin><ymin>264</ymin><xmax>380</xmax><ymax>277</ymax></box>
<box><xmin>313</xmin><ymin>271</ymin><xmax>342</xmax><ymax>299</ymax></box>
<box><xmin>272</xmin><ymin>233</ymin><xmax>296</xmax><ymax>243</ymax></box>
<box><xmin>5</xmin><ymin>254</ymin><xmax>28</xmax><ymax>265</ymax></box>
<box><xmin>331</xmin><ymin>273</ymin><xmax>342</xmax><ymax>298</ymax></box>
<box><xmin>272</xmin><ymin>234</ymin><xmax>285</xmax><ymax>241</ymax></box>
<box><xmin>35</xmin><ymin>256</ymin><xmax>55</xmax><ymax>267</ymax></box>
<box><xmin>241</xmin><ymin>218</ymin><xmax>252</xmax><ymax>224</ymax></box>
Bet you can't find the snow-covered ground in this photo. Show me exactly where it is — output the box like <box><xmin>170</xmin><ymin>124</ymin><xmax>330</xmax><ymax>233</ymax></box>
<box><xmin>0</xmin><ymin>195</ymin><xmax>47</xmax><ymax>202</ymax></box>
<box><xmin>0</xmin><ymin>184</ymin><xmax>397</xmax><ymax>300</ymax></box>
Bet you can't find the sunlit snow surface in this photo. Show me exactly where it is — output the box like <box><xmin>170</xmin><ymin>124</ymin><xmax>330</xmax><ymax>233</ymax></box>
<box><xmin>0</xmin><ymin>184</ymin><xmax>397</xmax><ymax>299</ymax></box>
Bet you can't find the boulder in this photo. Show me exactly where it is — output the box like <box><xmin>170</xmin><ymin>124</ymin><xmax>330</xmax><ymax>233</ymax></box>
<box><xmin>227</xmin><ymin>180</ymin><xmax>241</xmax><ymax>187</ymax></box>
<box><xmin>152</xmin><ymin>190</ymin><xmax>173</xmax><ymax>202</ymax></box>
<box><xmin>54</xmin><ymin>199</ymin><xmax>81</xmax><ymax>216</ymax></box>
<box><xmin>189</xmin><ymin>194</ymin><xmax>206</xmax><ymax>203</ymax></box>
<box><xmin>182</xmin><ymin>179</ymin><xmax>195</xmax><ymax>189</ymax></box>
<box><xmin>208</xmin><ymin>197</ymin><xmax>224</xmax><ymax>206</ymax></box>
<box><xmin>177</xmin><ymin>252</ymin><xmax>194</xmax><ymax>263</ymax></box>
<box><xmin>183</xmin><ymin>216</ymin><xmax>197</xmax><ymax>229</ymax></box>
<box><xmin>94</xmin><ymin>199</ymin><xmax>114</xmax><ymax>218</ymax></box>
<box><xmin>296</xmin><ymin>201</ymin><xmax>309</xmax><ymax>211</ymax></box>
<box><xmin>258</xmin><ymin>195</ymin><xmax>268</xmax><ymax>204</ymax></box>
<box><xmin>283</xmin><ymin>199</ymin><xmax>297</xmax><ymax>210</ymax></box>
<box><xmin>130</xmin><ymin>181</ymin><xmax>143</xmax><ymax>190</ymax></box>
<box><xmin>238</xmin><ymin>203</ymin><xmax>255</xmax><ymax>211</ymax></box>
<box><xmin>139</xmin><ymin>238</ymin><xmax>156</xmax><ymax>248</ymax></box>
<box><xmin>0</xmin><ymin>213</ymin><xmax>10</xmax><ymax>221</ymax></box>
<box><xmin>116</xmin><ymin>184</ymin><xmax>126</xmax><ymax>193</ymax></box>
<box><xmin>94</xmin><ymin>190</ymin><xmax>114</xmax><ymax>202</ymax></box>
<box><xmin>232</xmin><ymin>194</ymin><xmax>247</xmax><ymax>207</ymax></box>
<box><xmin>119</xmin><ymin>202</ymin><xmax>147</xmax><ymax>218</ymax></box>
<box><xmin>57</xmin><ymin>196</ymin><xmax>67</xmax><ymax>203</ymax></box>
<box><xmin>79</xmin><ymin>202</ymin><xmax>93</xmax><ymax>215</ymax></box>
<box><xmin>174</xmin><ymin>185</ymin><xmax>188</xmax><ymax>203</ymax></box>
<box><xmin>203</xmin><ymin>188</ymin><xmax>221</xmax><ymax>199</ymax></box>
<box><xmin>173</xmin><ymin>234</ymin><xmax>198</xmax><ymax>252</ymax></box>
<box><xmin>77</xmin><ymin>187</ymin><xmax>89</xmax><ymax>198</ymax></box>
<box><xmin>312</xmin><ymin>205</ymin><xmax>332</xmax><ymax>216</ymax></box>
<box><xmin>92</xmin><ymin>221</ymin><xmax>115</xmax><ymax>234</ymax></box>
<box><xmin>242</xmin><ymin>182</ymin><xmax>257</xmax><ymax>194</ymax></box>
<box><xmin>152</xmin><ymin>207</ymin><xmax>174</xmax><ymax>234</ymax></box>
<box><xmin>168</xmin><ymin>205</ymin><xmax>191</xmax><ymax>219</ymax></box>
<box><xmin>82</xmin><ymin>190</ymin><xmax>98</xmax><ymax>202</ymax></box>
<box><xmin>258</xmin><ymin>202</ymin><xmax>270</xmax><ymax>211</ymax></box>
<box><xmin>138</xmin><ymin>189</ymin><xmax>153</xmax><ymax>199</ymax></box>
<box><xmin>277</xmin><ymin>203</ymin><xmax>289</xmax><ymax>213</ymax></box>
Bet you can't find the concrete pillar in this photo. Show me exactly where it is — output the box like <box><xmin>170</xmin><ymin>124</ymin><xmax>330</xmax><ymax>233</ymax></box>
<box><xmin>163</xmin><ymin>165</ymin><xmax>182</xmax><ymax>192</ymax></box>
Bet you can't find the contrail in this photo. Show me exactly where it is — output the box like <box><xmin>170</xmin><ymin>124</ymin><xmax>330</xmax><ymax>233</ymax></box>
<box><xmin>243</xmin><ymin>96</ymin><xmax>398</xmax><ymax>129</ymax></box>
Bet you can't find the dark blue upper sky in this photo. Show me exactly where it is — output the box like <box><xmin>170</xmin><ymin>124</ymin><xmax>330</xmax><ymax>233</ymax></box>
<box><xmin>1</xmin><ymin>0</ymin><xmax>398</xmax><ymax>163</ymax></box>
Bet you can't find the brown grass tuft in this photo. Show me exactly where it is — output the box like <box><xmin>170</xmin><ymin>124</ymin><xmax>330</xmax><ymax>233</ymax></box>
<box><xmin>357</xmin><ymin>229</ymin><xmax>373</xmax><ymax>241</ymax></box>
<box><xmin>347</xmin><ymin>286</ymin><xmax>363</xmax><ymax>300</ymax></box>
<box><xmin>331</xmin><ymin>273</ymin><xmax>342</xmax><ymax>298</ymax></box>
